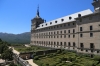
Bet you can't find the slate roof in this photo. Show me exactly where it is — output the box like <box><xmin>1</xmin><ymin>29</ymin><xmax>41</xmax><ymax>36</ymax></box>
<box><xmin>37</xmin><ymin>9</ymin><xmax>93</xmax><ymax>29</ymax></box>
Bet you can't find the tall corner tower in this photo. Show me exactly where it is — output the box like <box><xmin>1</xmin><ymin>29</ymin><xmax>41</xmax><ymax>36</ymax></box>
<box><xmin>92</xmin><ymin>0</ymin><xmax>100</xmax><ymax>13</ymax></box>
<box><xmin>30</xmin><ymin>5</ymin><xmax>44</xmax><ymax>44</ymax></box>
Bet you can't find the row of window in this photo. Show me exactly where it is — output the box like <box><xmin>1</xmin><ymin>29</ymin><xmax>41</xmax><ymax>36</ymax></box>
<box><xmin>32</xmin><ymin>41</ymin><xmax>99</xmax><ymax>53</ymax></box>
<box><xmin>33</xmin><ymin>33</ymin><xmax>93</xmax><ymax>38</ymax></box>
<box><xmin>34</xmin><ymin>41</ymin><xmax>76</xmax><ymax>47</ymax></box>
<box><xmin>80</xmin><ymin>49</ymin><xmax>99</xmax><ymax>53</ymax></box>
<box><xmin>80</xmin><ymin>33</ymin><xmax>93</xmax><ymax>37</ymax></box>
<box><xmin>36</xmin><ymin>23</ymin><xmax>75</xmax><ymax>32</ymax></box>
<box><xmin>34</xmin><ymin>29</ymin><xmax>75</xmax><ymax>36</ymax></box>
<box><xmin>80</xmin><ymin>25</ymin><xmax>93</xmax><ymax>31</ymax></box>
<box><xmin>33</xmin><ymin>25</ymin><xmax>93</xmax><ymax>35</ymax></box>
<box><xmin>42</xmin><ymin>20</ymin><xmax>75</xmax><ymax>27</ymax></box>
<box><xmin>33</xmin><ymin>25</ymin><xmax>93</xmax><ymax>37</ymax></box>
<box><xmin>80</xmin><ymin>43</ymin><xmax>94</xmax><ymax>49</ymax></box>
<box><xmin>33</xmin><ymin>34</ymin><xmax>75</xmax><ymax>38</ymax></box>
<box><xmin>33</xmin><ymin>41</ymin><xmax>94</xmax><ymax>49</ymax></box>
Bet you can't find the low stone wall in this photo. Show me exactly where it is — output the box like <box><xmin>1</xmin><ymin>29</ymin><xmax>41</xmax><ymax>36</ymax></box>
<box><xmin>19</xmin><ymin>49</ymin><xmax>61</xmax><ymax>60</ymax></box>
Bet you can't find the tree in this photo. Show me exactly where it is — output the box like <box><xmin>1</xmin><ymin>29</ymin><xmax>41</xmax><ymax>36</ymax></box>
<box><xmin>0</xmin><ymin>44</ymin><xmax>8</xmax><ymax>54</ymax></box>
<box><xmin>0</xmin><ymin>38</ymin><xmax>2</xmax><ymax>42</ymax></box>
<box><xmin>1</xmin><ymin>48</ymin><xmax>13</xmax><ymax>64</ymax></box>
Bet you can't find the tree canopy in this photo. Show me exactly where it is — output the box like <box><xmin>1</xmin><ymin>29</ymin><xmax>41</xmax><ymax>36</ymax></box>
<box><xmin>0</xmin><ymin>38</ymin><xmax>13</xmax><ymax>61</ymax></box>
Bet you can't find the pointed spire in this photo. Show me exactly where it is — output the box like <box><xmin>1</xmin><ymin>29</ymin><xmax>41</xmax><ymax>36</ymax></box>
<box><xmin>36</xmin><ymin>4</ymin><xmax>40</xmax><ymax>18</ymax></box>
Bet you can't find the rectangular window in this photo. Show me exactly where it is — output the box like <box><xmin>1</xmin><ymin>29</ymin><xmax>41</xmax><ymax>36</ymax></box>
<box><xmin>68</xmin><ymin>23</ymin><xmax>70</xmax><ymax>26</ymax></box>
<box><xmin>57</xmin><ymin>35</ymin><xmax>59</xmax><ymax>38</ymax></box>
<box><xmin>80</xmin><ymin>19</ymin><xmax>82</xmax><ymax>22</ymax></box>
<box><xmin>57</xmin><ymin>25</ymin><xmax>59</xmax><ymax>28</ymax></box>
<box><xmin>60</xmin><ymin>31</ymin><xmax>62</xmax><ymax>34</ymax></box>
<box><xmin>64</xmin><ymin>30</ymin><xmax>66</xmax><ymax>33</ymax></box>
<box><xmin>54</xmin><ymin>32</ymin><xmax>55</xmax><ymax>34</ymax></box>
<box><xmin>73</xmin><ymin>29</ymin><xmax>75</xmax><ymax>33</ymax></box>
<box><xmin>80</xmin><ymin>43</ymin><xmax>84</xmax><ymax>48</ymax></box>
<box><xmin>51</xmin><ymin>35</ymin><xmax>53</xmax><ymax>38</ymax></box>
<box><xmin>68</xmin><ymin>42</ymin><xmax>70</xmax><ymax>46</ymax></box>
<box><xmin>90</xmin><ymin>43</ymin><xmax>94</xmax><ymax>49</ymax></box>
<box><xmin>68</xmin><ymin>35</ymin><xmax>70</xmax><ymax>38</ymax></box>
<box><xmin>61</xmin><ymin>35</ymin><xmax>62</xmax><ymax>38</ymax></box>
<box><xmin>73</xmin><ymin>23</ymin><xmax>75</xmax><ymax>25</ymax></box>
<box><xmin>64</xmin><ymin>35</ymin><xmax>66</xmax><ymax>38</ymax></box>
<box><xmin>90</xmin><ymin>26</ymin><xmax>93</xmax><ymax>30</ymax></box>
<box><xmin>60</xmin><ymin>25</ymin><xmax>62</xmax><ymax>27</ymax></box>
<box><xmin>80</xmin><ymin>27</ymin><xmax>82</xmax><ymax>31</ymax></box>
<box><xmin>73</xmin><ymin>34</ymin><xmax>75</xmax><ymax>38</ymax></box>
<box><xmin>90</xmin><ymin>33</ymin><xmax>93</xmax><ymax>37</ymax></box>
<box><xmin>73</xmin><ymin>42</ymin><xmax>75</xmax><ymax>46</ymax></box>
<box><xmin>86</xmin><ymin>50</ymin><xmax>88</xmax><ymax>52</ymax></box>
<box><xmin>57</xmin><ymin>31</ymin><xmax>59</xmax><ymax>34</ymax></box>
<box><xmin>54</xmin><ymin>36</ymin><xmax>55</xmax><ymax>38</ymax></box>
<box><xmin>68</xmin><ymin>30</ymin><xmax>70</xmax><ymax>33</ymax></box>
<box><xmin>64</xmin><ymin>24</ymin><xmax>66</xmax><ymax>26</ymax></box>
<box><xmin>80</xmin><ymin>34</ymin><xmax>83</xmax><ymax>37</ymax></box>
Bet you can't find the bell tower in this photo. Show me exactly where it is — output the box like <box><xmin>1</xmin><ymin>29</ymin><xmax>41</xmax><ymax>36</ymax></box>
<box><xmin>31</xmin><ymin>5</ymin><xmax>44</xmax><ymax>30</ymax></box>
<box><xmin>92</xmin><ymin>0</ymin><xmax>100</xmax><ymax>13</ymax></box>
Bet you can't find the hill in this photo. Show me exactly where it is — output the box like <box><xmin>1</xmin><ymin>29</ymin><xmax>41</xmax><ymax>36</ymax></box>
<box><xmin>0</xmin><ymin>32</ymin><xmax>31</xmax><ymax>44</ymax></box>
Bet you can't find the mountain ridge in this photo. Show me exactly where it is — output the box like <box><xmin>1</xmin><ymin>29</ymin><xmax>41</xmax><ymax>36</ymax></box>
<box><xmin>0</xmin><ymin>32</ymin><xmax>31</xmax><ymax>44</ymax></box>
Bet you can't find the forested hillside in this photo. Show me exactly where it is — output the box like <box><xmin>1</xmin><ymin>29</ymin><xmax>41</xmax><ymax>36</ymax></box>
<box><xmin>0</xmin><ymin>32</ymin><xmax>31</xmax><ymax>44</ymax></box>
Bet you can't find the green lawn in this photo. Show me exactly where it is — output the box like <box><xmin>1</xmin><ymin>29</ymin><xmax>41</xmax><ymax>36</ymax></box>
<box><xmin>14</xmin><ymin>45</ymin><xmax>49</xmax><ymax>52</ymax></box>
<box><xmin>33</xmin><ymin>50</ymin><xmax>100</xmax><ymax>66</ymax></box>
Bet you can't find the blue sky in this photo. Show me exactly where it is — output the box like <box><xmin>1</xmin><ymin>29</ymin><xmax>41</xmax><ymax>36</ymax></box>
<box><xmin>0</xmin><ymin>0</ymin><xmax>93</xmax><ymax>34</ymax></box>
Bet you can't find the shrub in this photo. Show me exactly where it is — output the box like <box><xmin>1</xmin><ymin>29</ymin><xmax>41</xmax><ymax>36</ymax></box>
<box><xmin>34</xmin><ymin>56</ymin><xmax>39</xmax><ymax>60</ymax></box>
<box><xmin>50</xmin><ymin>63</ymin><xmax>57</xmax><ymax>66</ymax></box>
<box><xmin>56</xmin><ymin>50</ymin><xmax>61</xmax><ymax>54</ymax></box>
<box><xmin>61</xmin><ymin>57</ymin><xmax>66</xmax><ymax>61</ymax></box>
<box><xmin>84</xmin><ymin>61</ymin><xmax>94</xmax><ymax>66</ymax></box>
<box><xmin>53</xmin><ymin>53</ymin><xmax>56</xmax><ymax>56</ymax></box>
<box><xmin>56</xmin><ymin>58</ymin><xmax>62</xmax><ymax>63</ymax></box>
<box><xmin>43</xmin><ymin>63</ymin><xmax>49</xmax><ymax>66</ymax></box>
<box><xmin>9</xmin><ymin>62</ymin><xmax>17</xmax><ymax>66</ymax></box>
<box><xmin>93</xmin><ymin>55</ymin><xmax>100</xmax><ymax>61</ymax></box>
<box><xmin>83</xmin><ymin>54</ymin><xmax>90</xmax><ymax>57</ymax></box>
<box><xmin>33</xmin><ymin>52</ymin><xmax>36</xmax><ymax>57</ymax></box>
<box><xmin>93</xmin><ymin>61</ymin><xmax>99</xmax><ymax>66</ymax></box>
<box><xmin>96</xmin><ymin>63</ymin><xmax>100</xmax><ymax>66</ymax></box>
<box><xmin>38</xmin><ymin>63</ymin><xmax>43</xmax><ymax>66</ymax></box>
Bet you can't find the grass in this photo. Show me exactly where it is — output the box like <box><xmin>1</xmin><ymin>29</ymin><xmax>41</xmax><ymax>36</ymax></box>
<box><xmin>14</xmin><ymin>45</ymin><xmax>49</xmax><ymax>52</ymax></box>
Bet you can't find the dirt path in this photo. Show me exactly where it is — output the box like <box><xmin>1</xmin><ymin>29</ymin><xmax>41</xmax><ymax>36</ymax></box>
<box><xmin>12</xmin><ymin>47</ymin><xmax>20</xmax><ymax>55</ymax></box>
<box><xmin>10</xmin><ymin>46</ymin><xmax>38</xmax><ymax>66</ymax></box>
<box><xmin>0</xmin><ymin>59</ymin><xmax>5</xmax><ymax>63</ymax></box>
<box><xmin>26</xmin><ymin>59</ymin><xmax>38</xmax><ymax>66</ymax></box>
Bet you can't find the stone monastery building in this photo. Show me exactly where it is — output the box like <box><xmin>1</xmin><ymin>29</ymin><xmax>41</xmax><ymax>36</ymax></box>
<box><xmin>30</xmin><ymin>0</ymin><xmax>100</xmax><ymax>55</ymax></box>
